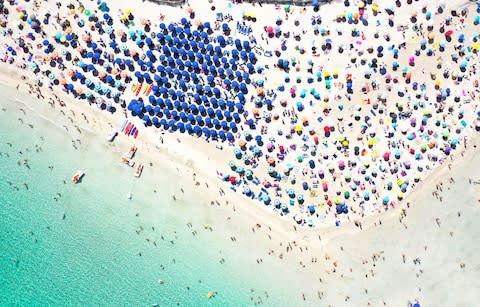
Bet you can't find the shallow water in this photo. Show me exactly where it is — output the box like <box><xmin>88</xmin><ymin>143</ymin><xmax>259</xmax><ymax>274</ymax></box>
<box><xmin>0</xmin><ymin>85</ymin><xmax>313</xmax><ymax>306</ymax></box>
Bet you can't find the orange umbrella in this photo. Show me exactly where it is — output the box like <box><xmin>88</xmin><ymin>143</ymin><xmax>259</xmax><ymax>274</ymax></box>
<box><xmin>82</xmin><ymin>34</ymin><xmax>91</xmax><ymax>42</ymax></box>
<box><xmin>51</xmin><ymin>50</ymin><xmax>59</xmax><ymax>58</ymax></box>
<box><xmin>120</xmin><ymin>71</ymin><xmax>128</xmax><ymax>78</ymax></box>
<box><xmin>75</xmin><ymin>87</ymin><xmax>84</xmax><ymax>94</ymax></box>
<box><xmin>43</xmin><ymin>55</ymin><xmax>51</xmax><ymax>62</ymax></box>
<box><xmin>76</xmin><ymin>45</ymin><xmax>84</xmax><ymax>53</ymax></box>
<box><xmin>98</xmin><ymin>71</ymin><xmax>106</xmax><ymax>79</ymax></box>
<box><xmin>66</xmin><ymin>69</ymin><xmax>74</xmax><ymax>77</ymax></box>
<box><xmin>256</xmin><ymin>87</ymin><xmax>264</xmax><ymax>96</ymax></box>
<box><xmin>267</xmin><ymin>157</ymin><xmax>275</xmax><ymax>165</ymax></box>
<box><xmin>65</xmin><ymin>27</ymin><xmax>73</xmax><ymax>34</ymax></box>
<box><xmin>111</xmin><ymin>68</ymin><xmax>119</xmax><ymax>75</ymax></box>
<box><xmin>116</xmin><ymin>29</ymin><xmax>125</xmax><ymax>36</ymax></box>
<box><xmin>238</xmin><ymin>139</ymin><xmax>247</xmax><ymax>147</ymax></box>
<box><xmin>130</xmin><ymin>49</ymin><xmax>137</xmax><ymax>56</ymax></box>
<box><xmin>59</xmin><ymin>77</ymin><xmax>67</xmax><ymax>85</ymax></box>
<box><xmin>186</xmin><ymin>7</ymin><xmax>193</xmax><ymax>14</ymax></box>
<box><xmin>252</xmin><ymin>108</ymin><xmax>260</xmax><ymax>115</ymax></box>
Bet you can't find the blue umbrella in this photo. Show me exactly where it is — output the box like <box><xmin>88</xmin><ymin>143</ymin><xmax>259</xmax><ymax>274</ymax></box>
<box><xmin>205</xmin><ymin>117</ymin><xmax>212</xmax><ymax>127</ymax></box>
<box><xmin>193</xmin><ymin>125</ymin><xmax>202</xmax><ymax>136</ymax></box>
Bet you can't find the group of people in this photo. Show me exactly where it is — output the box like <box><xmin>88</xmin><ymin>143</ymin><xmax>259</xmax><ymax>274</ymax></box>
<box><xmin>1</xmin><ymin>0</ymin><xmax>479</xmax><ymax>227</ymax></box>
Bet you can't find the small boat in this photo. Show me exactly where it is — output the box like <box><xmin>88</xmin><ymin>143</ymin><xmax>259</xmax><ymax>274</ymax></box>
<box><xmin>124</xmin><ymin>122</ymin><xmax>133</xmax><ymax>135</ymax></box>
<box><xmin>119</xmin><ymin>119</ymin><xmax>128</xmax><ymax>132</ymax></box>
<box><xmin>126</xmin><ymin>146</ymin><xmax>137</xmax><ymax>159</ymax></box>
<box><xmin>207</xmin><ymin>291</ymin><xmax>216</xmax><ymax>299</ymax></box>
<box><xmin>135</xmin><ymin>83</ymin><xmax>143</xmax><ymax>96</ymax></box>
<box><xmin>127</xmin><ymin>192</ymin><xmax>132</xmax><ymax>200</ymax></box>
<box><xmin>107</xmin><ymin>129</ymin><xmax>118</xmax><ymax>142</ymax></box>
<box><xmin>145</xmin><ymin>84</ymin><xmax>153</xmax><ymax>96</ymax></box>
<box><xmin>134</xmin><ymin>163</ymin><xmax>144</xmax><ymax>177</ymax></box>
<box><xmin>130</xmin><ymin>126</ymin><xmax>137</xmax><ymax>136</ymax></box>
<box><xmin>72</xmin><ymin>170</ymin><xmax>84</xmax><ymax>184</ymax></box>
<box><xmin>121</xmin><ymin>156</ymin><xmax>135</xmax><ymax>167</ymax></box>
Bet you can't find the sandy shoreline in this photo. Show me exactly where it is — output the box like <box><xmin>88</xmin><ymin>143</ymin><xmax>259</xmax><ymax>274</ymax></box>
<box><xmin>1</xmin><ymin>0</ymin><xmax>478</xmax><ymax>229</ymax></box>
<box><xmin>2</xmin><ymin>53</ymin><xmax>480</xmax><ymax>305</ymax></box>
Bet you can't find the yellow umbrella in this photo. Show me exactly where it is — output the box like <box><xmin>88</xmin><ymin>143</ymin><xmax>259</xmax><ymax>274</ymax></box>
<box><xmin>295</xmin><ymin>125</ymin><xmax>302</xmax><ymax>132</ymax></box>
<box><xmin>124</xmin><ymin>7</ymin><xmax>132</xmax><ymax>15</ymax></box>
<box><xmin>367</xmin><ymin>138</ymin><xmax>377</xmax><ymax>146</ymax></box>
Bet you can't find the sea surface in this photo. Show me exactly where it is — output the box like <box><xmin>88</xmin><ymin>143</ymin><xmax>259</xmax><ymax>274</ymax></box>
<box><xmin>0</xmin><ymin>85</ymin><xmax>306</xmax><ymax>306</ymax></box>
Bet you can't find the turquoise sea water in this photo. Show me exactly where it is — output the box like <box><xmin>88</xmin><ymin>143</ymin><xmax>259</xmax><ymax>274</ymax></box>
<box><xmin>0</xmin><ymin>85</ymin><xmax>310</xmax><ymax>306</ymax></box>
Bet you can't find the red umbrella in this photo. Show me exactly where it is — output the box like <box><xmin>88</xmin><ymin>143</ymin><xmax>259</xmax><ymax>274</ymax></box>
<box><xmin>229</xmin><ymin>176</ymin><xmax>236</xmax><ymax>184</ymax></box>
<box><xmin>265</xmin><ymin>26</ymin><xmax>273</xmax><ymax>33</ymax></box>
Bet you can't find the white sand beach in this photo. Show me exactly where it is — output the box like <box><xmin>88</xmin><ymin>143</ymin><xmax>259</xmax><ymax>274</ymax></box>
<box><xmin>1</xmin><ymin>0</ymin><xmax>479</xmax><ymax>304</ymax></box>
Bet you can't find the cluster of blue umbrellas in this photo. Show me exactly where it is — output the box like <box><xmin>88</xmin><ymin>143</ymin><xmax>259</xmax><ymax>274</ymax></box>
<box><xmin>119</xmin><ymin>21</ymin><xmax>262</xmax><ymax>140</ymax></box>
<box><xmin>33</xmin><ymin>0</ymin><xmax>260</xmax><ymax>119</ymax></box>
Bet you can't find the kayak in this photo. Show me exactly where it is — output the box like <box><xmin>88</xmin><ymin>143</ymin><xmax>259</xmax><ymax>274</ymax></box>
<box><xmin>130</xmin><ymin>126</ymin><xmax>137</xmax><ymax>136</ymax></box>
<box><xmin>145</xmin><ymin>84</ymin><xmax>153</xmax><ymax>96</ymax></box>
<box><xmin>135</xmin><ymin>83</ymin><xmax>143</xmax><ymax>96</ymax></box>
<box><xmin>124</xmin><ymin>123</ymin><xmax>133</xmax><ymax>135</ymax></box>
<box><xmin>119</xmin><ymin>118</ymin><xmax>128</xmax><ymax>132</ymax></box>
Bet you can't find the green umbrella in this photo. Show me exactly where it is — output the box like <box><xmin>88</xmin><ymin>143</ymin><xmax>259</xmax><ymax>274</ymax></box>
<box><xmin>84</xmin><ymin>9</ymin><xmax>91</xmax><ymax>16</ymax></box>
